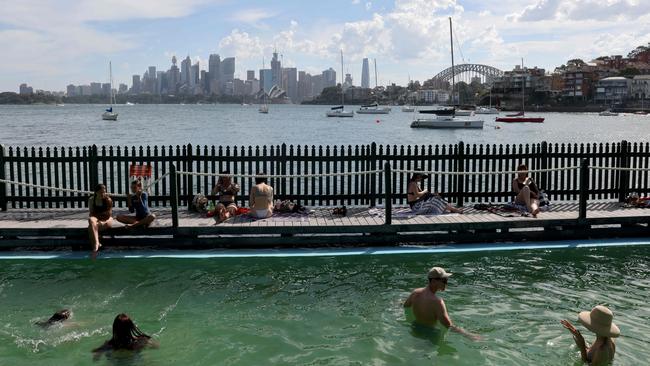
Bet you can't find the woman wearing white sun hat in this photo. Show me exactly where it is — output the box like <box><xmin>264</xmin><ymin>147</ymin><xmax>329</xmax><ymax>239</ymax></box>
<box><xmin>561</xmin><ymin>305</ymin><xmax>620</xmax><ymax>366</ymax></box>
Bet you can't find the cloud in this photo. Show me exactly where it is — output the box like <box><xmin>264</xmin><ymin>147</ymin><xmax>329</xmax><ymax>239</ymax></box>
<box><xmin>218</xmin><ymin>29</ymin><xmax>265</xmax><ymax>61</ymax></box>
<box><xmin>230</xmin><ymin>8</ymin><xmax>278</xmax><ymax>25</ymax></box>
<box><xmin>510</xmin><ymin>0</ymin><xmax>650</xmax><ymax>22</ymax></box>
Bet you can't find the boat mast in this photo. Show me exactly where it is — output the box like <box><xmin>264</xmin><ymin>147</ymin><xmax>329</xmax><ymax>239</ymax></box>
<box><xmin>521</xmin><ymin>58</ymin><xmax>525</xmax><ymax>114</ymax></box>
<box><xmin>374</xmin><ymin>58</ymin><xmax>378</xmax><ymax>89</ymax></box>
<box><xmin>449</xmin><ymin>17</ymin><xmax>456</xmax><ymax>106</ymax></box>
<box><xmin>109</xmin><ymin>61</ymin><xmax>114</xmax><ymax>108</ymax></box>
<box><xmin>340</xmin><ymin>50</ymin><xmax>345</xmax><ymax>106</ymax></box>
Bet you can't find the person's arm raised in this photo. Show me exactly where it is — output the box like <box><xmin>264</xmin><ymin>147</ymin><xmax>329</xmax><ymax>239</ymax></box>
<box><xmin>434</xmin><ymin>298</ymin><xmax>481</xmax><ymax>341</ymax></box>
<box><xmin>561</xmin><ymin>320</ymin><xmax>588</xmax><ymax>361</ymax></box>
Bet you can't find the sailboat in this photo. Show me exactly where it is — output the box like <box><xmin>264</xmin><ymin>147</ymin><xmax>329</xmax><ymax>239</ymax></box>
<box><xmin>411</xmin><ymin>18</ymin><xmax>483</xmax><ymax>129</ymax></box>
<box><xmin>327</xmin><ymin>50</ymin><xmax>354</xmax><ymax>117</ymax></box>
<box><xmin>496</xmin><ymin>59</ymin><xmax>544</xmax><ymax>123</ymax></box>
<box><xmin>402</xmin><ymin>75</ymin><xmax>415</xmax><ymax>112</ymax></box>
<box><xmin>475</xmin><ymin>87</ymin><xmax>499</xmax><ymax>114</ymax></box>
<box><xmin>101</xmin><ymin>61</ymin><xmax>118</xmax><ymax>121</ymax></box>
<box><xmin>357</xmin><ymin>59</ymin><xmax>390</xmax><ymax>114</ymax></box>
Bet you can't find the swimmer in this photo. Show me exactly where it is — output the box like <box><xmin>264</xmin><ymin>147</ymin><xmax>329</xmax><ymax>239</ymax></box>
<box><xmin>561</xmin><ymin>305</ymin><xmax>619</xmax><ymax>366</ymax></box>
<box><xmin>93</xmin><ymin>313</ymin><xmax>157</xmax><ymax>359</ymax></box>
<box><xmin>35</xmin><ymin>309</ymin><xmax>71</xmax><ymax>327</ymax></box>
<box><xmin>404</xmin><ymin>267</ymin><xmax>480</xmax><ymax>341</ymax></box>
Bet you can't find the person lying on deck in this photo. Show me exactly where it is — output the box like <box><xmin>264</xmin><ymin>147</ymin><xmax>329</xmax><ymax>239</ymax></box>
<box><xmin>249</xmin><ymin>173</ymin><xmax>274</xmax><ymax>219</ymax></box>
<box><xmin>407</xmin><ymin>171</ymin><xmax>462</xmax><ymax>215</ymax></box>
<box><xmin>88</xmin><ymin>184</ymin><xmax>112</xmax><ymax>256</ymax></box>
<box><xmin>117</xmin><ymin>180</ymin><xmax>156</xmax><ymax>228</ymax></box>
<box><xmin>512</xmin><ymin>164</ymin><xmax>540</xmax><ymax>218</ymax></box>
<box><xmin>211</xmin><ymin>170</ymin><xmax>240</xmax><ymax>223</ymax></box>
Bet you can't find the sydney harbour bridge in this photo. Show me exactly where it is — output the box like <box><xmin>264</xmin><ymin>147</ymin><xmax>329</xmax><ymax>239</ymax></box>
<box><xmin>427</xmin><ymin>63</ymin><xmax>504</xmax><ymax>89</ymax></box>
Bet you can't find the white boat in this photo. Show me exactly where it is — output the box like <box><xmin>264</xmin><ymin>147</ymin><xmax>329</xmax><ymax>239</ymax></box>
<box><xmin>125</xmin><ymin>102</ymin><xmax>135</xmax><ymax>106</ymax></box>
<box><xmin>455</xmin><ymin>109</ymin><xmax>474</xmax><ymax>116</ymax></box>
<box><xmin>599</xmin><ymin>110</ymin><xmax>618</xmax><ymax>116</ymax></box>
<box><xmin>327</xmin><ymin>50</ymin><xmax>354</xmax><ymax>118</ymax></box>
<box><xmin>401</xmin><ymin>106</ymin><xmax>415</xmax><ymax>112</ymax></box>
<box><xmin>411</xmin><ymin>108</ymin><xmax>484</xmax><ymax>129</ymax></box>
<box><xmin>475</xmin><ymin>106</ymin><xmax>499</xmax><ymax>114</ymax></box>
<box><xmin>101</xmin><ymin>61</ymin><xmax>118</xmax><ymax>121</ymax></box>
<box><xmin>327</xmin><ymin>106</ymin><xmax>354</xmax><ymax>117</ymax></box>
<box><xmin>357</xmin><ymin>103</ymin><xmax>390</xmax><ymax>114</ymax></box>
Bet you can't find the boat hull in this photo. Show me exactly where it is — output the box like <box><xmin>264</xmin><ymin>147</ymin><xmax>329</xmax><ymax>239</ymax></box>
<box><xmin>356</xmin><ymin>109</ymin><xmax>390</xmax><ymax>114</ymax></box>
<box><xmin>401</xmin><ymin>107</ymin><xmax>415</xmax><ymax>112</ymax></box>
<box><xmin>454</xmin><ymin>110</ymin><xmax>474</xmax><ymax>116</ymax></box>
<box><xmin>411</xmin><ymin>118</ymin><xmax>484</xmax><ymax>129</ymax></box>
<box><xmin>495</xmin><ymin>117</ymin><xmax>544</xmax><ymax>123</ymax></box>
<box><xmin>102</xmin><ymin>112</ymin><xmax>118</xmax><ymax>121</ymax></box>
<box><xmin>326</xmin><ymin>111</ymin><xmax>354</xmax><ymax>117</ymax></box>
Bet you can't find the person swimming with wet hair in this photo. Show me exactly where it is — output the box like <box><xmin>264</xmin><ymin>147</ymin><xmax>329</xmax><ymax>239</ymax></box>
<box><xmin>35</xmin><ymin>309</ymin><xmax>71</xmax><ymax>327</ymax></box>
<box><xmin>93</xmin><ymin>313</ymin><xmax>157</xmax><ymax>359</ymax></box>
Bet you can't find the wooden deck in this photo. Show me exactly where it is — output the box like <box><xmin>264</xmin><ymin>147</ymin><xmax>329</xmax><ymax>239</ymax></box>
<box><xmin>1</xmin><ymin>201</ymin><xmax>649</xmax><ymax>249</ymax></box>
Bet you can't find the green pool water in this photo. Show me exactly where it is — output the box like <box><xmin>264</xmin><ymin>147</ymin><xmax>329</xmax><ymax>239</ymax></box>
<box><xmin>1</xmin><ymin>244</ymin><xmax>649</xmax><ymax>365</ymax></box>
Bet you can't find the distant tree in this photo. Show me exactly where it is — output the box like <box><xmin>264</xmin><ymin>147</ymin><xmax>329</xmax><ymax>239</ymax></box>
<box><xmin>618</xmin><ymin>67</ymin><xmax>640</xmax><ymax>77</ymax></box>
<box><xmin>627</xmin><ymin>44</ymin><xmax>650</xmax><ymax>59</ymax></box>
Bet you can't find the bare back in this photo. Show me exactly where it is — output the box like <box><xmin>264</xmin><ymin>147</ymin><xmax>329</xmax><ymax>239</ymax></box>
<box><xmin>405</xmin><ymin>287</ymin><xmax>445</xmax><ymax>327</ymax></box>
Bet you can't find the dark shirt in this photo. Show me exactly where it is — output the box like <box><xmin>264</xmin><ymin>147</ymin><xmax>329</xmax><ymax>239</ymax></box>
<box><xmin>516</xmin><ymin>179</ymin><xmax>539</xmax><ymax>195</ymax></box>
<box><xmin>129</xmin><ymin>192</ymin><xmax>150</xmax><ymax>219</ymax></box>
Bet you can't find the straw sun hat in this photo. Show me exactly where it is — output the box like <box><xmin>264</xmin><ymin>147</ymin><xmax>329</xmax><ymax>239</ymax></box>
<box><xmin>578</xmin><ymin>305</ymin><xmax>620</xmax><ymax>338</ymax></box>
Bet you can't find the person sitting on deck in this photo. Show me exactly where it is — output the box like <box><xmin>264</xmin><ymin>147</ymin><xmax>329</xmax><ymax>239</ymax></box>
<box><xmin>404</xmin><ymin>267</ymin><xmax>480</xmax><ymax>341</ymax></box>
<box><xmin>211</xmin><ymin>170</ymin><xmax>240</xmax><ymax>222</ymax></box>
<box><xmin>561</xmin><ymin>305</ymin><xmax>619</xmax><ymax>366</ymax></box>
<box><xmin>93</xmin><ymin>313</ymin><xmax>157</xmax><ymax>359</ymax></box>
<box><xmin>88</xmin><ymin>184</ymin><xmax>113</xmax><ymax>256</ymax></box>
<box><xmin>117</xmin><ymin>180</ymin><xmax>156</xmax><ymax>228</ymax></box>
<box><xmin>249</xmin><ymin>173</ymin><xmax>274</xmax><ymax>219</ymax></box>
<box><xmin>407</xmin><ymin>170</ymin><xmax>462</xmax><ymax>215</ymax></box>
<box><xmin>512</xmin><ymin>164</ymin><xmax>541</xmax><ymax>218</ymax></box>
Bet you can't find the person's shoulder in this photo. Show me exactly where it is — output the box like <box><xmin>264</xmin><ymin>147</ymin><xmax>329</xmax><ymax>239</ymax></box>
<box><xmin>411</xmin><ymin>287</ymin><xmax>426</xmax><ymax>295</ymax></box>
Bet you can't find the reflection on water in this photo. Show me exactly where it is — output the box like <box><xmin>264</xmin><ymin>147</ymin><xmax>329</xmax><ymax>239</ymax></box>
<box><xmin>0</xmin><ymin>244</ymin><xmax>649</xmax><ymax>365</ymax></box>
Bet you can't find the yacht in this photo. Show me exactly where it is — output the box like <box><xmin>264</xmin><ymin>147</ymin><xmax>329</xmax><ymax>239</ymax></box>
<box><xmin>326</xmin><ymin>50</ymin><xmax>354</xmax><ymax>118</ymax></box>
<box><xmin>357</xmin><ymin>103</ymin><xmax>390</xmax><ymax>114</ymax></box>
<box><xmin>410</xmin><ymin>108</ymin><xmax>484</xmax><ymax>129</ymax></box>
<box><xmin>101</xmin><ymin>61</ymin><xmax>118</xmax><ymax>121</ymax></box>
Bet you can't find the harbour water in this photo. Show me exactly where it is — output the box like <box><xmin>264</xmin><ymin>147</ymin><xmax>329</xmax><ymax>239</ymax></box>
<box><xmin>0</xmin><ymin>243</ymin><xmax>649</xmax><ymax>365</ymax></box>
<box><xmin>1</xmin><ymin>104</ymin><xmax>649</xmax><ymax>147</ymax></box>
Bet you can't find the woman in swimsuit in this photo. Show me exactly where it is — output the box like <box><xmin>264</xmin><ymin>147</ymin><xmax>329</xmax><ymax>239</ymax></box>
<box><xmin>93</xmin><ymin>313</ymin><xmax>157</xmax><ymax>360</ymax></box>
<box><xmin>249</xmin><ymin>173</ymin><xmax>274</xmax><ymax>219</ymax></box>
<box><xmin>512</xmin><ymin>164</ymin><xmax>540</xmax><ymax>217</ymax></box>
<box><xmin>407</xmin><ymin>171</ymin><xmax>462</xmax><ymax>215</ymax></box>
<box><xmin>561</xmin><ymin>305</ymin><xmax>619</xmax><ymax>366</ymax></box>
<box><xmin>211</xmin><ymin>171</ymin><xmax>240</xmax><ymax>222</ymax></box>
<box><xmin>88</xmin><ymin>183</ymin><xmax>112</xmax><ymax>256</ymax></box>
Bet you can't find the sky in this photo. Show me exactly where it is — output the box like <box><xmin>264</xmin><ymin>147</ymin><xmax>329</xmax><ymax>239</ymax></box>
<box><xmin>2</xmin><ymin>0</ymin><xmax>650</xmax><ymax>92</ymax></box>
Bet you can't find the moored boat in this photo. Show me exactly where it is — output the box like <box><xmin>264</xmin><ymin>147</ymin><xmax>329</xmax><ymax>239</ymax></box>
<box><xmin>411</xmin><ymin>108</ymin><xmax>484</xmax><ymax>129</ymax></box>
<box><xmin>599</xmin><ymin>110</ymin><xmax>619</xmax><ymax>116</ymax></box>
<box><xmin>356</xmin><ymin>103</ymin><xmax>390</xmax><ymax>114</ymax></box>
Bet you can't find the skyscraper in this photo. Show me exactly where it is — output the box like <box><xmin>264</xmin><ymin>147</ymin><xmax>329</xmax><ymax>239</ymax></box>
<box><xmin>168</xmin><ymin>56</ymin><xmax>180</xmax><ymax>94</ymax></box>
<box><xmin>283</xmin><ymin>67</ymin><xmax>298</xmax><ymax>102</ymax></box>
<box><xmin>220</xmin><ymin>57</ymin><xmax>235</xmax><ymax>91</ymax></box>
<box><xmin>322</xmin><ymin>68</ymin><xmax>336</xmax><ymax>88</ymax></box>
<box><xmin>180</xmin><ymin>56</ymin><xmax>191</xmax><ymax>87</ymax></box>
<box><xmin>208</xmin><ymin>54</ymin><xmax>221</xmax><ymax>94</ymax></box>
<box><xmin>247</xmin><ymin>70</ymin><xmax>255</xmax><ymax>81</ymax></box>
<box><xmin>271</xmin><ymin>51</ymin><xmax>281</xmax><ymax>88</ymax></box>
<box><xmin>260</xmin><ymin>69</ymin><xmax>273</xmax><ymax>93</ymax></box>
<box><xmin>361</xmin><ymin>58</ymin><xmax>370</xmax><ymax>88</ymax></box>
<box><xmin>131</xmin><ymin>75</ymin><xmax>141</xmax><ymax>94</ymax></box>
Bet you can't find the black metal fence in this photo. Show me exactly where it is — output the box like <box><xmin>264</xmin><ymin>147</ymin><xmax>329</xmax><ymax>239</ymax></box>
<box><xmin>1</xmin><ymin>141</ymin><xmax>648</xmax><ymax>211</ymax></box>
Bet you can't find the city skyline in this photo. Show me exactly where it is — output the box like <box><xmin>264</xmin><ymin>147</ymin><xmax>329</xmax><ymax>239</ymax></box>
<box><xmin>2</xmin><ymin>0</ymin><xmax>650</xmax><ymax>92</ymax></box>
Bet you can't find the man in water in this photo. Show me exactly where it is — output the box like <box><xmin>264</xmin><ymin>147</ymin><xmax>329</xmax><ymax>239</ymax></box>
<box><xmin>36</xmin><ymin>309</ymin><xmax>71</xmax><ymax>327</ymax></box>
<box><xmin>404</xmin><ymin>267</ymin><xmax>480</xmax><ymax>340</ymax></box>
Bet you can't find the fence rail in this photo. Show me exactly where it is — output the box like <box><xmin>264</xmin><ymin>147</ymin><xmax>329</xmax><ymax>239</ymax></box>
<box><xmin>1</xmin><ymin>141</ymin><xmax>649</xmax><ymax>212</ymax></box>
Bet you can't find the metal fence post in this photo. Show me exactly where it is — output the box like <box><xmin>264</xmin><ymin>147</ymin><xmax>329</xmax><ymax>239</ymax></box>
<box><xmin>579</xmin><ymin>159</ymin><xmax>589</xmax><ymax>221</ymax></box>
<box><xmin>170</xmin><ymin>164</ymin><xmax>179</xmax><ymax>228</ymax></box>
<box><xmin>0</xmin><ymin>145</ymin><xmax>6</xmax><ymax>211</ymax></box>
<box><xmin>384</xmin><ymin>161</ymin><xmax>392</xmax><ymax>225</ymax></box>
<box><xmin>455</xmin><ymin>141</ymin><xmax>465</xmax><ymax>207</ymax></box>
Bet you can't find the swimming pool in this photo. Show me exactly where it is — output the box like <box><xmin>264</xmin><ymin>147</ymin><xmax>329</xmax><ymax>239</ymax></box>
<box><xmin>1</xmin><ymin>240</ymin><xmax>649</xmax><ymax>365</ymax></box>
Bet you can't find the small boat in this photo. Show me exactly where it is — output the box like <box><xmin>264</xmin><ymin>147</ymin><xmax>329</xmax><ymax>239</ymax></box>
<box><xmin>633</xmin><ymin>110</ymin><xmax>648</xmax><ymax>115</ymax></box>
<box><xmin>326</xmin><ymin>50</ymin><xmax>354</xmax><ymax>118</ymax></box>
<box><xmin>599</xmin><ymin>110</ymin><xmax>618</xmax><ymax>116</ymax></box>
<box><xmin>356</xmin><ymin>103</ymin><xmax>390</xmax><ymax>114</ymax></box>
<box><xmin>411</xmin><ymin>108</ymin><xmax>484</xmax><ymax>129</ymax></box>
<box><xmin>495</xmin><ymin>60</ymin><xmax>544</xmax><ymax>123</ymax></box>
<box><xmin>455</xmin><ymin>109</ymin><xmax>474</xmax><ymax>116</ymax></box>
<box><xmin>101</xmin><ymin>61</ymin><xmax>118</xmax><ymax>121</ymax></box>
<box><xmin>258</xmin><ymin>104</ymin><xmax>269</xmax><ymax>114</ymax></box>
<box><xmin>475</xmin><ymin>106</ymin><xmax>499</xmax><ymax>114</ymax></box>
<box><xmin>401</xmin><ymin>106</ymin><xmax>415</xmax><ymax>112</ymax></box>
<box><xmin>125</xmin><ymin>102</ymin><xmax>135</xmax><ymax>106</ymax></box>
